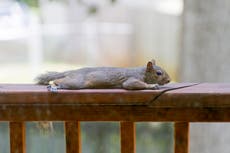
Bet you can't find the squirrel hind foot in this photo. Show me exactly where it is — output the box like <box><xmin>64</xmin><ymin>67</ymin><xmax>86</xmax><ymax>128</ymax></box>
<box><xmin>47</xmin><ymin>83</ymin><xmax>61</xmax><ymax>92</ymax></box>
<box><xmin>47</xmin><ymin>85</ymin><xmax>60</xmax><ymax>92</ymax></box>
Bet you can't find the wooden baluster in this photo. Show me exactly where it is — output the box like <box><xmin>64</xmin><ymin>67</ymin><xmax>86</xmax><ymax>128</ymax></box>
<box><xmin>174</xmin><ymin>122</ymin><xmax>189</xmax><ymax>153</ymax></box>
<box><xmin>10</xmin><ymin>122</ymin><xmax>26</xmax><ymax>153</ymax></box>
<box><xmin>65</xmin><ymin>121</ymin><xmax>81</xmax><ymax>153</ymax></box>
<box><xmin>120</xmin><ymin>121</ymin><xmax>136</xmax><ymax>153</ymax></box>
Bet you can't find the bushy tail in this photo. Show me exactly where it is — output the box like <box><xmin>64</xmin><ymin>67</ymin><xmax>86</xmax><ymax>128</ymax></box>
<box><xmin>35</xmin><ymin>71</ymin><xmax>65</xmax><ymax>85</ymax></box>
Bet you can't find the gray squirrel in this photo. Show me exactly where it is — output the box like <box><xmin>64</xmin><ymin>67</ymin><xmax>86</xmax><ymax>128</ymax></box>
<box><xmin>35</xmin><ymin>59</ymin><xmax>170</xmax><ymax>132</ymax></box>
<box><xmin>36</xmin><ymin>59</ymin><xmax>170</xmax><ymax>91</ymax></box>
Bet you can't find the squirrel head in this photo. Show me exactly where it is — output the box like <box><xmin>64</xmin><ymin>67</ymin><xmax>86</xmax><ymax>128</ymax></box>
<box><xmin>145</xmin><ymin>59</ymin><xmax>171</xmax><ymax>85</ymax></box>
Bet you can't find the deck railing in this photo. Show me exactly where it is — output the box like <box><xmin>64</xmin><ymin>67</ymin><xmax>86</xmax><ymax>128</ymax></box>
<box><xmin>1</xmin><ymin>83</ymin><xmax>230</xmax><ymax>153</ymax></box>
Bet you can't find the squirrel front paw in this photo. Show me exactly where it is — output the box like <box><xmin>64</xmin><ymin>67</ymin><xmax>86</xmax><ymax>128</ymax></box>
<box><xmin>148</xmin><ymin>84</ymin><xmax>160</xmax><ymax>90</ymax></box>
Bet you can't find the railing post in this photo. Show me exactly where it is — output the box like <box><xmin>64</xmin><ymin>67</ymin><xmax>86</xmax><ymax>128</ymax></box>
<box><xmin>174</xmin><ymin>122</ymin><xmax>189</xmax><ymax>153</ymax></box>
<box><xmin>10</xmin><ymin>122</ymin><xmax>26</xmax><ymax>153</ymax></box>
<box><xmin>120</xmin><ymin>121</ymin><xmax>136</xmax><ymax>153</ymax></box>
<box><xmin>65</xmin><ymin>121</ymin><xmax>81</xmax><ymax>153</ymax></box>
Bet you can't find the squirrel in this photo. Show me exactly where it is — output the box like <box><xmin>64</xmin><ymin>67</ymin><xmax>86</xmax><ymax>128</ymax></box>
<box><xmin>35</xmin><ymin>59</ymin><xmax>171</xmax><ymax>91</ymax></box>
<box><xmin>35</xmin><ymin>59</ymin><xmax>170</xmax><ymax>132</ymax></box>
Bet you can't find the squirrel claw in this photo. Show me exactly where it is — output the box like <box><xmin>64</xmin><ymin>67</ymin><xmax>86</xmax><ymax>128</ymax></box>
<box><xmin>47</xmin><ymin>85</ymin><xmax>59</xmax><ymax>92</ymax></box>
<box><xmin>153</xmin><ymin>85</ymin><xmax>160</xmax><ymax>90</ymax></box>
<box><xmin>149</xmin><ymin>84</ymin><xmax>160</xmax><ymax>90</ymax></box>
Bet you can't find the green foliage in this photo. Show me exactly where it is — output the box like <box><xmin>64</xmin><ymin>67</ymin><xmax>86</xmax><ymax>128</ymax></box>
<box><xmin>81</xmin><ymin>122</ymin><xmax>120</xmax><ymax>153</ymax></box>
<box><xmin>88</xmin><ymin>5</ymin><xmax>98</xmax><ymax>15</ymax></box>
<box><xmin>19</xmin><ymin>0</ymin><xmax>39</xmax><ymax>7</ymax></box>
<box><xmin>136</xmin><ymin>122</ymin><xmax>174</xmax><ymax>153</ymax></box>
<box><xmin>18</xmin><ymin>0</ymin><xmax>117</xmax><ymax>14</ymax></box>
<box><xmin>111</xmin><ymin>0</ymin><xmax>117</xmax><ymax>4</ymax></box>
<box><xmin>0</xmin><ymin>123</ymin><xmax>9</xmax><ymax>153</ymax></box>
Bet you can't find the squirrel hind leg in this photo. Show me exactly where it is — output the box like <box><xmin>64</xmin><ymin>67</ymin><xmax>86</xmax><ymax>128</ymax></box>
<box><xmin>50</xmin><ymin>77</ymin><xmax>84</xmax><ymax>89</ymax></box>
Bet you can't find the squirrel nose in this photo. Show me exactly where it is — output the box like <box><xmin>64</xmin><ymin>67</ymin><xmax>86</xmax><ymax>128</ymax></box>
<box><xmin>166</xmin><ymin>79</ymin><xmax>170</xmax><ymax>83</ymax></box>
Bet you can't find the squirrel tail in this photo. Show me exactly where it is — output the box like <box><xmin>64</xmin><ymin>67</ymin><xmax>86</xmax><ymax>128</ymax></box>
<box><xmin>35</xmin><ymin>71</ymin><xmax>65</xmax><ymax>85</ymax></box>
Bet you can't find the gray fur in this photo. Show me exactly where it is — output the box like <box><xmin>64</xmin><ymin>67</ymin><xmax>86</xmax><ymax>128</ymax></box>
<box><xmin>35</xmin><ymin>64</ymin><xmax>170</xmax><ymax>90</ymax></box>
<box><xmin>35</xmin><ymin>71</ymin><xmax>65</xmax><ymax>85</ymax></box>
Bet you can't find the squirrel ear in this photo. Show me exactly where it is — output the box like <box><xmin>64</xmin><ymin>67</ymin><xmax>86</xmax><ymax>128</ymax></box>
<box><xmin>146</xmin><ymin>61</ymin><xmax>154</xmax><ymax>72</ymax></box>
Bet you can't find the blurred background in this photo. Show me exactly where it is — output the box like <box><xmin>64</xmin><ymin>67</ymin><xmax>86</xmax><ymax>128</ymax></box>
<box><xmin>0</xmin><ymin>0</ymin><xmax>229</xmax><ymax>153</ymax></box>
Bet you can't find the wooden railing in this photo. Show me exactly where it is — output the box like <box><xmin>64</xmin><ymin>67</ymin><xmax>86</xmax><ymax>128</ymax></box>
<box><xmin>1</xmin><ymin>83</ymin><xmax>230</xmax><ymax>153</ymax></box>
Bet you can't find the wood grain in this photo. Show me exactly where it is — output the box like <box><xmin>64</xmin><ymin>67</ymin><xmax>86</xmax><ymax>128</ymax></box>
<box><xmin>3</xmin><ymin>83</ymin><xmax>230</xmax><ymax>153</ymax></box>
<box><xmin>10</xmin><ymin>122</ymin><xmax>25</xmax><ymax>153</ymax></box>
<box><xmin>1</xmin><ymin>106</ymin><xmax>230</xmax><ymax>122</ymax></box>
<box><xmin>174</xmin><ymin>122</ymin><xmax>189</xmax><ymax>153</ymax></box>
<box><xmin>0</xmin><ymin>83</ymin><xmax>195</xmax><ymax>105</ymax></box>
<box><xmin>1</xmin><ymin>83</ymin><xmax>230</xmax><ymax>108</ymax></box>
<box><xmin>65</xmin><ymin>121</ymin><xmax>81</xmax><ymax>153</ymax></box>
<box><xmin>120</xmin><ymin>121</ymin><xmax>136</xmax><ymax>153</ymax></box>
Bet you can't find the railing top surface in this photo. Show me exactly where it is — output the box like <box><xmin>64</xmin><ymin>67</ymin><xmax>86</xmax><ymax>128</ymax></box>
<box><xmin>1</xmin><ymin>83</ymin><xmax>230</xmax><ymax>121</ymax></box>
<box><xmin>0</xmin><ymin>83</ymin><xmax>230</xmax><ymax>107</ymax></box>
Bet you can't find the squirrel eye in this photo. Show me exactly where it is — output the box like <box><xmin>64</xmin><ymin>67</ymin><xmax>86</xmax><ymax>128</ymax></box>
<box><xmin>156</xmin><ymin>70</ymin><xmax>162</xmax><ymax>76</ymax></box>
